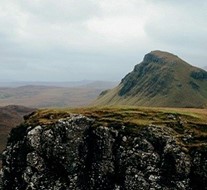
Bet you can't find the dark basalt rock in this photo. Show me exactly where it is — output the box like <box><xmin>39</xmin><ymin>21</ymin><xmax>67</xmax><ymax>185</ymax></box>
<box><xmin>1</xmin><ymin>115</ymin><xmax>207</xmax><ymax>189</ymax></box>
<box><xmin>191</xmin><ymin>70</ymin><xmax>207</xmax><ymax>80</ymax></box>
<box><xmin>143</xmin><ymin>52</ymin><xmax>166</xmax><ymax>64</ymax></box>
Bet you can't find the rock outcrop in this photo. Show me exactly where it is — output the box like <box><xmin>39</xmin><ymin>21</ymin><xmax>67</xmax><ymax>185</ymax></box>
<box><xmin>0</xmin><ymin>105</ymin><xmax>36</xmax><ymax>168</ymax></box>
<box><xmin>1</xmin><ymin>114</ymin><xmax>207</xmax><ymax>189</ymax></box>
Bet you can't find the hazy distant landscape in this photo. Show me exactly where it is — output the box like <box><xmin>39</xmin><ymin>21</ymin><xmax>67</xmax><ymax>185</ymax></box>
<box><xmin>0</xmin><ymin>81</ymin><xmax>117</xmax><ymax>108</ymax></box>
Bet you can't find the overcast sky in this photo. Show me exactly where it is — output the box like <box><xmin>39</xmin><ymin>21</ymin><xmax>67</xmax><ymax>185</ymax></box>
<box><xmin>0</xmin><ymin>0</ymin><xmax>206</xmax><ymax>82</ymax></box>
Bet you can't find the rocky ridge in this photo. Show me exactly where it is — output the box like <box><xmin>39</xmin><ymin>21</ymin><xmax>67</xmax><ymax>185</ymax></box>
<box><xmin>1</xmin><ymin>109</ymin><xmax>207</xmax><ymax>190</ymax></box>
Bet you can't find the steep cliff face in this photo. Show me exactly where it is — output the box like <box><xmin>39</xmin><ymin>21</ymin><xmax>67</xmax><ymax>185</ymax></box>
<box><xmin>1</xmin><ymin>111</ymin><xmax>207</xmax><ymax>190</ymax></box>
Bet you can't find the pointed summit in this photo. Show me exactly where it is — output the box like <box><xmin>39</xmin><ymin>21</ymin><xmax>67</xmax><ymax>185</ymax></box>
<box><xmin>94</xmin><ymin>51</ymin><xmax>207</xmax><ymax>108</ymax></box>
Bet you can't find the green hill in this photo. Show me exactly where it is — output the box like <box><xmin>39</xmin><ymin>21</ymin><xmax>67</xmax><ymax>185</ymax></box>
<box><xmin>94</xmin><ymin>50</ymin><xmax>207</xmax><ymax>108</ymax></box>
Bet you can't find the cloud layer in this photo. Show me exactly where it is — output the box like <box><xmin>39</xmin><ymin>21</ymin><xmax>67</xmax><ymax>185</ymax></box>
<box><xmin>0</xmin><ymin>0</ymin><xmax>206</xmax><ymax>81</ymax></box>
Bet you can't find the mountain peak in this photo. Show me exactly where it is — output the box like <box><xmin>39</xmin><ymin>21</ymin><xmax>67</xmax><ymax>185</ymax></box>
<box><xmin>149</xmin><ymin>50</ymin><xmax>178</xmax><ymax>58</ymax></box>
<box><xmin>143</xmin><ymin>50</ymin><xmax>180</xmax><ymax>64</ymax></box>
<box><xmin>94</xmin><ymin>51</ymin><xmax>207</xmax><ymax>108</ymax></box>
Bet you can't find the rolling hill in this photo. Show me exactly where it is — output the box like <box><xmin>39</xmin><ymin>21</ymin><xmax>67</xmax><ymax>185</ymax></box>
<box><xmin>94</xmin><ymin>50</ymin><xmax>207</xmax><ymax>108</ymax></box>
<box><xmin>0</xmin><ymin>81</ymin><xmax>117</xmax><ymax>108</ymax></box>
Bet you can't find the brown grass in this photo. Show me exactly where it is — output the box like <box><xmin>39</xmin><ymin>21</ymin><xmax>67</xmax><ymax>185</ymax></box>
<box><xmin>26</xmin><ymin>106</ymin><xmax>207</xmax><ymax>147</ymax></box>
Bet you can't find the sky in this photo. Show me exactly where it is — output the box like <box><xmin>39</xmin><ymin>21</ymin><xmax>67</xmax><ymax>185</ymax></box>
<box><xmin>0</xmin><ymin>0</ymin><xmax>207</xmax><ymax>82</ymax></box>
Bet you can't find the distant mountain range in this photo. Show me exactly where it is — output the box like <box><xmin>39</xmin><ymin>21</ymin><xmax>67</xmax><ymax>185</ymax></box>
<box><xmin>94</xmin><ymin>50</ymin><xmax>207</xmax><ymax>108</ymax></box>
<box><xmin>0</xmin><ymin>81</ymin><xmax>117</xmax><ymax>108</ymax></box>
<box><xmin>0</xmin><ymin>80</ymin><xmax>117</xmax><ymax>88</ymax></box>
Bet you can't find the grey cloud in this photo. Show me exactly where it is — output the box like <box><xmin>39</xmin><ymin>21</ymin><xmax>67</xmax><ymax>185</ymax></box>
<box><xmin>0</xmin><ymin>63</ymin><xmax>27</xmax><ymax>70</ymax></box>
<box><xmin>0</xmin><ymin>1</ymin><xmax>206</xmax><ymax>82</ymax></box>
<box><xmin>17</xmin><ymin>0</ymin><xmax>101</xmax><ymax>23</ymax></box>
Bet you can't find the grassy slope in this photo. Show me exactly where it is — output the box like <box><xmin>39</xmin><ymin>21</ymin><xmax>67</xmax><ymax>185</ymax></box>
<box><xmin>26</xmin><ymin>106</ymin><xmax>207</xmax><ymax>149</ymax></box>
<box><xmin>94</xmin><ymin>51</ymin><xmax>207</xmax><ymax>108</ymax></box>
